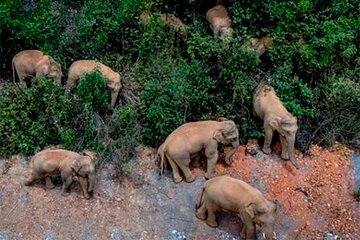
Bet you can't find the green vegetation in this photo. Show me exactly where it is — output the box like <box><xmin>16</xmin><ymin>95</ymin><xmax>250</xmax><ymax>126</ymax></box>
<box><xmin>0</xmin><ymin>0</ymin><xmax>359</xmax><ymax>162</ymax></box>
<box><xmin>354</xmin><ymin>189</ymin><xmax>360</xmax><ymax>202</ymax></box>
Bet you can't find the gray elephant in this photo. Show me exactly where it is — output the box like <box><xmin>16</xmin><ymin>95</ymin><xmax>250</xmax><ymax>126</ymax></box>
<box><xmin>66</xmin><ymin>60</ymin><xmax>122</xmax><ymax>107</ymax></box>
<box><xmin>196</xmin><ymin>175</ymin><xmax>278</xmax><ymax>240</ymax></box>
<box><xmin>12</xmin><ymin>50</ymin><xmax>63</xmax><ymax>87</ymax></box>
<box><xmin>159</xmin><ymin>118</ymin><xmax>239</xmax><ymax>183</ymax></box>
<box><xmin>24</xmin><ymin>149</ymin><xmax>96</xmax><ymax>199</ymax></box>
<box><xmin>253</xmin><ymin>83</ymin><xmax>299</xmax><ymax>169</ymax></box>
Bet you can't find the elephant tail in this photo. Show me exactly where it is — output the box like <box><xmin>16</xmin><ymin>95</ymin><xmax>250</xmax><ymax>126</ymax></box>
<box><xmin>12</xmin><ymin>56</ymin><xmax>16</xmax><ymax>83</ymax></box>
<box><xmin>157</xmin><ymin>143</ymin><xmax>168</xmax><ymax>175</ymax></box>
<box><xmin>195</xmin><ymin>186</ymin><xmax>206</xmax><ymax>210</ymax></box>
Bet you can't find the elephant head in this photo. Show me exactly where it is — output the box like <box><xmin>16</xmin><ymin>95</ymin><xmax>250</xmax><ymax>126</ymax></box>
<box><xmin>47</xmin><ymin>57</ymin><xmax>63</xmax><ymax>84</ymax></box>
<box><xmin>269</xmin><ymin>115</ymin><xmax>299</xmax><ymax>169</ymax></box>
<box><xmin>246</xmin><ymin>200</ymin><xmax>278</xmax><ymax>240</ymax></box>
<box><xmin>213</xmin><ymin>120</ymin><xmax>240</xmax><ymax>165</ymax></box>
<box><xmin>108</xmin><ymin>72</ymin><xmax>122</xmax><ymax>107</ymax></box>
<box><xmin>72</xmin><ymin>151</ymin><xmax>96</xmax><ymax>193</ymax></box>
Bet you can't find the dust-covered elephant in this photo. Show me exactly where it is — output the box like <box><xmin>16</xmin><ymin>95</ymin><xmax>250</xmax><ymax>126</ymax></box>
<box><xmin>253</xmin><ymin>83</ymin><xmax>299</xmax><ymax>169</ymax></box>
<box><xmin>66</xmin><ymin>60</ymin><xmax>122</xmax><ymax>107</ymax></box>
<box><xmin>140</xmin><ymin>9</ymin><xmax>186</xmax><ymax>33</ymax></box>
<box><xmin>196</xmin><ymin>175</ymin><xmax>278</xmax><ymax>240</ymax></box>
<box><xmin>159</xmin><ymin>118</ymin><xmax>239</xmax><ymax>183</ymax></box>
<box><xmin>206</xmin><ymin>4</ymin><xmax>233</xmax><ymax>40</ymax></box>
<box><xmin>12</xmin><ymin>50</ymin><xmax>63</xmax><ymax>87</ymax></box>
<box><xmin>24</xmin><ymin>149</ymin><xmax>96</xmax><ymax>199</ymax></box>
<box><xmin>243</xmin><ymin>36</ymin><xmax>273</xmax><ymax>56</ymax></box>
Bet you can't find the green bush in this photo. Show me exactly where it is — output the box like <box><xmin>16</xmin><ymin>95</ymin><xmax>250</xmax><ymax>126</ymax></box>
<box><xmin>0</xmin><ymin>78</ymin><xmax>74</xmax><ymax>156</ymax></box>
<box><xmin>0</xmin><ymin>0</ymin><xmax>359</xmax><ymax>158</ymax></box>
<box><xmin>138</xmin><ymin>57</ymin><xmax>215</xmax><ymax>146</ymax></box>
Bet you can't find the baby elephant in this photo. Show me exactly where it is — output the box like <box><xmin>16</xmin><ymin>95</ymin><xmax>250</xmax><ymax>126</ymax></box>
<box><xmin>66</xmin><ymin>60</ymin><xmax>122</xmax><ymax>107</ymax></box>
<box><xmin>196</xmin><ymin>175</ymin><xmax>277</xmax><ymax>240</ymax></box>
<box><xmin>206</xmin><ymin>4</ymin><xmax>233</xmax><ymax>40</ymax></box>
<box><xmin>24</xmin><ymin>149</ymin><xmax>96</xmax><ymax>199</ymax></box>
<box><xmin>253</xmin><ymin>83</ymin><xmax>299</xmax><ymax>169</ymax></box>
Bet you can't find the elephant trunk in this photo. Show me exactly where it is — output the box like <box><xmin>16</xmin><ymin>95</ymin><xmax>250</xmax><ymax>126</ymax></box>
<box><xmin>287</xmin><ymin>136</ymin><xmax>299</xmax><ymax>169</ymax></box>
<box><xmin>88</xmin><ymin>172</ymin><xmax>96</xmax><ymax>193</ymax></box>
<box><xmin>224</xmin><ymin>139</ymin><xmax>239</xmax><ymax>165</ymax></box>
<box><xmin>110</xmin><ymin>90</ymin><xmax>119</xmax><ymax>107</ymax></box>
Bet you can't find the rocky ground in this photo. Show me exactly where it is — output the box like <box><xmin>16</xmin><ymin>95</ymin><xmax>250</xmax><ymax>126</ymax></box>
<box><xmin>0</xmin><ymin>140</ymin><xmax>359</xmax><ymax>240</ymax></box>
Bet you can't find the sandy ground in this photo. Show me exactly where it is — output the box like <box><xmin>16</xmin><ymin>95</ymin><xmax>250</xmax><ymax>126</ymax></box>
<box><xmin>0</xmin><ymin>140</ymin><xmax>359</xmax><ymax>240</ymax></box>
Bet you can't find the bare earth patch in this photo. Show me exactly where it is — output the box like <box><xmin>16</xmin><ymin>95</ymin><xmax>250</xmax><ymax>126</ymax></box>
<box><xmin>0</xmin><ymin>141</ymin><xmax>359</xmax><ymax>239</ymax></box>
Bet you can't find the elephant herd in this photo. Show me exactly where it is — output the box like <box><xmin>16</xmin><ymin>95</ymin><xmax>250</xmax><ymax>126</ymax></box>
<box><xmin>12</xmin><ymin>3</ymin><xmax>298</xmax><ymax>239</ymax></box>
<box><xmin>20</xmin><ymin>71</ymin><xmax>297</xmax><ymax>240</ymax></box>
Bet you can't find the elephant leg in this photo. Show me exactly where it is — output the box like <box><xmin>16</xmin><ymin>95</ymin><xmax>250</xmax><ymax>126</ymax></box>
<box><xmin>205</xmin><ymin>203</ymin><xmax>218</xmax><ymax>228</ymax></box>
<box><xmin>263</xmin><ymin>126</ymin><xmax>273</xmax><ymax>154</ymax></box>
<box><xmin>240</xmin><ymin>223</ymin><xmax>246</xmax><ymax>239</ymax></box>
<box><xmin>78</xmin><ymin>176</ymin><xmax>91</xmax><ymax>199</ymax></box>
<box><xmin>17</xmin><ymin>73</ymin><xmax>28</xmax><ymax>88</ymax></box>
<box><xmin>244</xmin><ymin>222</ymin><xmax>256</xmax><ymax>240</ymax></box>
<box><xmin>45</xmin><ymin>176</ymin><xmax>55</xmax><ymax>189</ymax></box>
<box><xmin>195</xmin><ymin>200</ymin><xmax>207</xmax><ymax>220</ymax></box>
<box><xmin>61</xmin><ymin>175</ymin><xmax>73</xmax><ymax>196</ymax></box>
<box><xmin>204</xmin><ymin>151</ymin><xmax>218</xmax><ymax>180</ymax></box>
<box><xmin>279</xmin><ymin>135</ymin><xmax>289</xmax><ymax>159</ymax></box>
<box><xmin>167</xmin><ymin>156</ymin><xmax>183</xmax><ymax>183</ymax></box>
<box><xmin>174</xmin><ymin>157</ymin><xmax>195</xmax><ymax>183</ymax></box>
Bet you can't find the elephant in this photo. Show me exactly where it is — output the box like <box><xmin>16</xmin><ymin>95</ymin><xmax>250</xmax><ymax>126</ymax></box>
<box><xmin>196</xmin><ymin>175</ymin><xmax>278</xmax><ymax>240</ymax></box>
<box><xmin>140</xmin><ymin>9</ymin><xmax>186</xmax><ymax>33</ymax></box>
<box><xmin>66</xmin><ymin>60</ymin><xmax>122</xmax><ymax>107</ymax></box>
<box><xmin>206</xmin><ymin>4</ymin><xmax>233</xmax><ymax>40</ymax></box>
<box><xmin>12</xmin><ymin>50</ymin><xmax>63</xmax><ymax>87</ymax></box>
<box><xmin>159</xmin><ymin>118</ymin><xmax>239</xmax><ymax>183</ymax></box>
<box><xmin>24</xmin><ymin>149</ymin><xmax>96</xmax><ymax>199</ymax></box>
<box><xmin>253</xmin><ymin>83</ymin><xmax>299</xmax><ymax>169</ymax></box>
<box><xmin>243</xmin><ymin>36</ymin><xmax>273</xmax><ymax>56</ymax></box>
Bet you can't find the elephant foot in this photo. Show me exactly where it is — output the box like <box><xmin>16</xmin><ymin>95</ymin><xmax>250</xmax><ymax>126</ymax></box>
<box><xmin>45</xmin><ymin>179</ymin><xmax>56</xmax><ymax>189</ymax></box>
<box><xmin>262</xmin><ymin>147</ymin><xmax>271</xmax><ymax>155</ymax></box>
<box><xmin>84</xmin><ymin>193</ymin><xmax>91</xmax><ymax>200</ymax></box>
<box><xmin>204</xmin><ymin>173</ymin><xmax>213</xmax><ymax>180</ymax></box>
<box><xmin>173</xmin><ymin>175</ymin><xmax>183</xmax><ymax>183</ymax></box>
<box><xmin>224</xmin><ymin>157</ymin><xmax>232</xmax><ymax>165</ymax></box>
<box><xmin>206</xmin><ymin>220</ymin><xmax>218</xmax><ymax>228</ymax></box>
<box><xmin>290</xmin><ymin>158</ymin><xmax>300</xmax><ymax>169</ymax></box>
<box><xmin>24</xmin><ymin>179</ymin><xmax>32</xmax><ymax>186</ymax></box>
<box><xmin>185</xmin><ymin>174</ymin><xmax>196</xmax><ymax>183</ymax></box>
<box><xmin>281</xmin><ymin>152</ymin><xmax>289</xmax><ymax>159</ymax></box>
<box><xmin>195</xmin><ymin>210</ymin><xmax>206</xmax><ymax>220</ymax></box>
<box><xmin>61</xmin><ymin>191</ymin><xmax>71</xmax><ymax>197</ymax></box>
<box><xmin>240</xmin><ymin>231</ymin><xmax>246</xmax><ymax>239</ymax></box>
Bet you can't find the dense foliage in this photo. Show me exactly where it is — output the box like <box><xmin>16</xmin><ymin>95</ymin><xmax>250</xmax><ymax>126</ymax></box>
<box><xmin>0</xmin><ymin>0</ymin><xmax>359</xmax><ymax>160</ymax></box>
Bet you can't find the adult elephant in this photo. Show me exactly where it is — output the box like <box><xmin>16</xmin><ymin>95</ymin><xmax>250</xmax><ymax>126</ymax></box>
<box><xmin>12</xmin><ymin>50</ymin><xmax>63</xmax><ymax>87</ymax></box>
<box><xmin>253</xmin><ymin>83</ymin><xmax>299</xmax><ymax>169</ymax></box>
<box><xmin>196</xmin><ymin>175</ymin><xmax>278</xmax><ymax>240</ymax></box>
<box><xmin>159</xmin><ymin>118</ymin><xmax>239</xmax><ymax>183</ymax></box>
<box><xmin>25</xmin><ymin>149</ymin><xmax>96</xmax><ymax>199</ymax></box>
<box><xmin>66</xmin><ymin>60</ymin><xmax>122</xmax><ymax>107</ymax></box>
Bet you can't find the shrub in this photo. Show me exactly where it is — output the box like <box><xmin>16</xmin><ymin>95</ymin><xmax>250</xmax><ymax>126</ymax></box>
<box><xmin>138</xmin><ymin>57</ymin><xmax>214</xmax><ymax>146</ymax></box>
<box><xmin>0</xmin><ymin>78</ymin><xmax>74</xmax><ymax>156</ymax></box>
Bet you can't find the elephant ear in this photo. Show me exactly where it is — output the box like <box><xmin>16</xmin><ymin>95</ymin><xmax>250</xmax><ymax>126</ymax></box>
<box><xmin>217</xmin><ymin>117</ymin><xmax>228</xmax><ymax>122</ymax></box>
<box><xmin>72</xmin><ymin>159</ymin><xmax>82</xmax><ymax>174</ymax></box>
<box><xmin>269</xmin><ymin>117</ymin><xmax>281</xmax><ymax>131</ymax></box>
<box><xmin>213</xmin><ymin>129</ymin><xmax>224</xmax><ymax>142</ymax></box>
<box><xmin>245</xmin><ymin>203</ymin><xmax>256</xmax><ymax>219</ymax></box>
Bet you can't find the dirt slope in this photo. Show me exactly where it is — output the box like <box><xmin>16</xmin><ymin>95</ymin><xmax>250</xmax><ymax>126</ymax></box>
<box><xmin>0</xmin><ymin>141</ymin><xmax>359</xmax><ymax>240</ymax></box>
